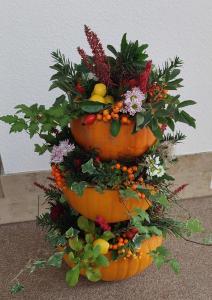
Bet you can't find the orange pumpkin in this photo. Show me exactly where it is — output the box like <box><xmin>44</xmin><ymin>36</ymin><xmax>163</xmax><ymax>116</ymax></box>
<box><xmin>64</xmin><ymin>235</ymin><xmax>163</xmax><ymax>281</ymax></box>
<box><xmin>64</xmin><ymin>187</ymin><xmax>151</xmax><ymax>223</ymax></box>
<box><xmin>71</xmin><ymin>118</ymin><xmax>156</xmax><ymax>160</ymax></box>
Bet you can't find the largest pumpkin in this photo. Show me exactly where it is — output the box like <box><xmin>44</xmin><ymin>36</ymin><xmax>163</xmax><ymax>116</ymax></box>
<box><xmin>64</xmin><ymin>186</ymin><xmax>151</xmax><ymax>223</ymax></box>
<box><xmin>64</xmin><ymin>235</ymin><xmax>163</xmax><ymax>281</ymax></box>
<box><xmin>71</xmin><ymin>118</ymin><xmax>156</xmax><ymax>160</ymax></box>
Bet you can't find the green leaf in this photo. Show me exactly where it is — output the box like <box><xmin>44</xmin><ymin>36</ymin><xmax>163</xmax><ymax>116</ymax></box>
<box><xmin>85</xmin><ymin>268</ymin><xmax>101</xmax><ymax>282</ymax></box>
<box><xmin>79</xmin><ymin>101</ymin><xmax>106</xmax><ymax>113</ymax></box>
<box><xmin>110</xmin><ymin>119</ymin><xmax>121</xmax><ymax>137</ymax></box>
<box><xmin>0</xmin><ymin>115</ymin><xmax>18</xmax><ymax>124</ymax></box>
<box><xmin>77</xmin><ymin>216</ymin><xmax>95</xmax><ymax>234</ymax></box>
<box><xmin>95</xmin><ymin>255</ymin><xmax>109</xmax><ymax>267</ymax></box>
<box><xmin>47</xmin><ymin>252</ymin><xmax>64</xmax><ymax>268</ymax></box>
<box><xmin>10</xmin><ymin>283</ymin><xmax>24</xmax><ymax>294</ymax></box>
<box><xmin>34</xmin><ymin>144</ymin><xmax>49</xmax><ymax>155</ymax></box>
<box><xmin>65</xmin><ymin>227</ymin><xmax>75</xmax><ymax>238</ymax></box>
<box><xmin>71</xmin><ymin>181</ymin><xmax>87</xmax><ymax>196</ymax></box>
<box><xmin>119</xmin><ymin>188</ymin><xmax>140</xmax><ymax>200</ymax></box>
<box><xmin>185</xmin><ymin>219</ymin><xmax>204</xmax><ymax>235</ymax></box>
<box><xmin>101</xmin><ymin>231</ymin><xmax>115</xmax><ymax>241</ymax></box>
<box><xmin>81</xmin><ymin>159</ymin><xmax>96</xmax><ymax>175</ymax></box>
<box><xmin>169</xmin><ymin>259</ymin><xmax>180</xmax><ymax>274</ymax></box>
<box><xmin>133</xmin><ymin>234</ymin><xmax>145</xmax><ymax>248</ymax></box>
<box><xmin>66</xmin><ymin>265</ymin><xmax>80</xmax><ymax>287</ymax></box>
<box><xmin>68</xmin><ymin>236</ymin><xmax>83</xmax><ymax>251</ymax></box>
<box><xmin>68</xmin><ymin>251</ymin><xmax>75</xmax><ymax>261</ymax></box>
<box><xmin>85</xmin><ymin>233</ymin><xmax>94</xmax><ymax>243</ymax></box>
<box><xmin>177</xmin><ymin>100</ymin><xmax>196</xmax><ymax>108</ymax></box>
<box><xmin>135</xmin><ymin>112</ymin><xmax>145</xmax><ymax>130</ymax></box>
<box><xmin>166</xmin><ymin>118</ymin><xmax>175</xmax><ymax>131</ymax></box>
<box><xmin>151</xmin><ymin>194</ymin><xmax>169</xmax><ymax>208</ymax></box>
<box><xmin>9</xmin><ymin>120</ymin><xmax>27</xmax><ymax>133</ymax></box>
<box><xmin>178</xmin><ymin>111</ymin><xmax>196</xmax><ymax>128</ymax></box>
<box><xmin>29</xmin><ymin>122</ymin><xmax>39</xmax><ymax>138</ymax></box>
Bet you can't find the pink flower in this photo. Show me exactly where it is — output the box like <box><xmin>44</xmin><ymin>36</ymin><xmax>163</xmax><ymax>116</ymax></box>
<box><xmin>121</xmin><ymin>87</ymin><xmax>145</xmax><ymax>116</ymax></box>
<box><xmin>50</xmin><ymin>140</ymin><xmax>75</xmax><ymax>164</ymax></box>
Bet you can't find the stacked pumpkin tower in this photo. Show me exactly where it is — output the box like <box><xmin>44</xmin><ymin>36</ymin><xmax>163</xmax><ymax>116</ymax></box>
<box><xmin>1</xmin><ymin>26</ymin><xmax>199</xmax><ymax>290</ymax></box>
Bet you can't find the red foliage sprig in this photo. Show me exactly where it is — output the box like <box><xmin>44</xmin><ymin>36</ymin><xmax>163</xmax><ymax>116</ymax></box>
<box><xmin>34</xmin><ymin>181</ymin><xmax>50</xmax><ymax>193</ymax></box>
<box><xmin>77</xmin><ymin>25</ymin><xmax>112</xmax><ymax>86</ymax></box>
<box><xmin>173</xmin><ymin>183</ymin><xmax>189</xmax><ymax>195</ymax></box>
<box><xmin>139</xmin><ymin>60</ymin><xmax>152</xmax><ymax>93</ymax></box>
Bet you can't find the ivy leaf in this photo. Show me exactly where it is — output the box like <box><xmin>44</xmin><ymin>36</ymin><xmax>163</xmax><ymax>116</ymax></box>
<box><xmin>10</xmin><ymin>283</ymin><xmax>24</xmax><ymax>295</ymax></box>
<box><xmin>79</xmin><ymin>101</ymin><xmax>106</xmax><ymax>113</ymax></box>
<box><xmin>71</xmin><ymin>181</ymin><xmax>87</xmax><ymax>196</ymax></box>
<box><xmin>110</xmin><ymin>119</ymin><xmax>121</xmax><ymax>137</ymax></box>
<box><xmin>34</xmin><ymin>144</ymin><xmax>49</xmax><ymax>155</ymax></box>
<box><xmin>66</xmin><ymin>264</ymin><xmax>80</xmax><ymax>287</ymax></box>
<box><xmin>185</xmin><ymin>219</ymin><xmax>204</xmax><ymax>235</ymax></box>
<box><xmin>81</xmin><ymin>159</ymin><xmax>96</xmax><ymax>175</ymax></box>
<box><xmin>47</xmin><ymin>252</ymin><xmax>64</xmax><ymax>268</ymax></box>
<box><xmin>77</xmin><ymin>216</ymin><xmax>95</xmax><ymax>234</ymax></box>
<box><xmin>85</xmin><ymin>268</ymin><xmax>101</xmax><ymax>282</ymax></box>
<box><xmin>150</xmin><ymin>194</ymin><xmax>169</xmax><ymax>208</ymax></box>
<box><xmin>29</xmin><ymin>122</ymin><xmax>39</xmax><ymax>138</ymax></box>
<box><xmin>119</xmin><ymin>188</ymin><xmax>140</xmax><ymax>200</ymax></box>
<box><xmin>169</xmin><ymin>259</ymin><xmax>180</xmax><ymax>274</ymax></box>
<box><xmin>9</xmin><ymin>120</ymin><xmax>27</xmax><ymax>133</ymax></box>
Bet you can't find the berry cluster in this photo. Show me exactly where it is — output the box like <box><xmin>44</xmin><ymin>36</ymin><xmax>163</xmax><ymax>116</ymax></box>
<box><xmin>51</xmin><ymin>164</ymin><xmax>65</xmax><ymax>189</ymax></box>
<box><xmin>96</xmin><ymin>216</ymin><xmax>111</xmax><ymax>231</ymax></box>
<box><xmin>112</xmin><ymin>163</ymin><xmax>139</xmax><ymax>181</ymax></box>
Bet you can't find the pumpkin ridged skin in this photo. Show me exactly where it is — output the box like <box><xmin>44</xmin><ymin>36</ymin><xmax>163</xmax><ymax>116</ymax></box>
<box><xmin>64</xmin><ymin>235</ymin><xmax>163</xmax><ymax>281</ymax></box>
<box><xmin>64</xmin><ymin>187</ymin><xmax>151</xmax><ymax>223</ymax></box>
<box><xmin>71</xmin><ymin>118</ymin><xmax>156</xmax><ymax>160</ymax></box>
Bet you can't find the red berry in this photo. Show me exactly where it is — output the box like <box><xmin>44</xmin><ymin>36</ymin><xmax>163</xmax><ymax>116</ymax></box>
<box><xmin>75</xmin><ymin>82</ymin><xmax>85</xmax><ymax>94</ymax></box>
<box><xmin>82</xmin><ymin>114</ymin><xmax>97</xmax><ymax>125</ymax></box>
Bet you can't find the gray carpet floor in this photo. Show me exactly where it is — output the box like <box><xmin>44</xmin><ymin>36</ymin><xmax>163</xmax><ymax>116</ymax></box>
<box><xmin>0</xmin><ymin>197</ymin><xmax>212</xmax><ymax>300</ymax></box>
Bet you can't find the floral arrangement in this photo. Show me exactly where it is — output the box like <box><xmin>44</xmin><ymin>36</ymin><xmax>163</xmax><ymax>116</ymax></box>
<box><xmin>1</xmin><ymin>26</ymin><xmax>210</xmax><ymax>295</ymax></box>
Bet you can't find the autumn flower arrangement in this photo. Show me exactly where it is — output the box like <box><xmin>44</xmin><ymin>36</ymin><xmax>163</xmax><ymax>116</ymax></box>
<box><xmin>1</xmin><ymin>26</ymin><xmax>210</xmax><ymax>294</ymax></box>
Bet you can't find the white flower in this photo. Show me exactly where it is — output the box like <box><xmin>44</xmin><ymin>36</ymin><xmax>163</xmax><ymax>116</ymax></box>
<box><xmin>145</xmin><ymin>155</ymin><xmax>165</xmax><ymax>178</ymax></box>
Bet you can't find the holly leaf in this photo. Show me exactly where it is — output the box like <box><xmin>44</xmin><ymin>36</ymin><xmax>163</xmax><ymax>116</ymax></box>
<box><xmin>81</xmin><ymin>159</ymin><xmax>96</xmax><ymax>175</ymax></box>
<box><xmin>110</xmin><ymin>119</ymin><xmax>121</xmax><ymax>137</ymax></box>
<box><xmin>66</xmin><ymin>264</ymin><xmax>80</xmax><ymax>287</ymax></box>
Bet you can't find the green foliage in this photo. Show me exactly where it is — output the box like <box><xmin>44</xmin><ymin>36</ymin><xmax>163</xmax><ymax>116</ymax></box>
<box><xmin>79</xmin><ymin>101</ymin><xmax>106</xmax><ymax>113</ymax></box>
<box><xmin>71</xmin><ymin>181</ymin><xmax>88</xmax><ymax>196</ymax></box>
<box><xmin>66</xmin><ymin>265</ymin><xmax>80</xmax><ymax>287</ymax></box>
<box><xmin>151</xmin><ymin>246</ymin><xmax>180</xmax><ymax>274</ymax></box>
<box><xmin>47</xmin><ymin>252</ymin><xmax>64</xmax><ymax>268</ymax></box>
<box><xmin>81</xmin><ymin>158</ymin><xmax>96</xmax><ymax>175</ymax></box>
<box><xmin>110</xmin><ymin>119</ymin><xmax>121</xmax><ymax>137</ymax></box>
<box><xmin>77</xmin><ymin>216</ymin><xmax>95</xmax><ymax>234</ymax></box>
<box><xmin>152</xmin><ymin>56</ymin><xmax>183</xmax><ymax>90</ymax></box>
<box><xmin>162</xmin><ymin>131</ymin><xmax>186</xmax><ymax>144</ymax></box>
<box><xmin>119</xmin><ymin>188</ymin><xmax>140</xmax><ymax>200</ymax></box>
<box><xmin>10</xmin><ymin>283</ymin><xmax>24</xmax><ymax>295</ymax></box>
<box><xmin>108</xmin><ymin>33</ymin><xmax>148</xmax><ymax>83</ymax></box>
<box><xmin>49</xmin><ymin>50</ymin><xmax>78</xmax><ymax>96</ymax></box>
<box><xmin>185</xmin><ymin>219</ymin><xmax>204</xmax><ymax>236</ymax></box>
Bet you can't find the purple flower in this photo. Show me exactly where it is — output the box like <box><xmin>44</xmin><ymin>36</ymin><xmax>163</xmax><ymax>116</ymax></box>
<box><xmin>121</xmin><ymin>87</ymin><xmax>145</xmax><ymax>116</ymax></box>
<box><xmin>50</xmin><ymin>140</ymin><xmax>75</xmax><ymax>164</ymax></box>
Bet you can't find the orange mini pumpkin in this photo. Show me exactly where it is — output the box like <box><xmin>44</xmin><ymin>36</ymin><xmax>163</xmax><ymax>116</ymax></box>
<box><xmin>71</xmin><ymin>118</ymin><xmax>156</xmax><ymax>160</ymax></box>
<box><xmin>63</xmin><ymin>187</ymin><xmax>151</xmax><ymax>223</ymax></box>
<box><xmin>64</xmin><ymin>235</ymin><xmax>163</xmax><ymax>281</ymax></box>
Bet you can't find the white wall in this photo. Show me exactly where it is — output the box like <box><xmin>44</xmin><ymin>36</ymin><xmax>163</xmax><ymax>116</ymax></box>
<box><xmin>0</xmin><ymin>0</ymin><xmax>212</xmax><ymax>174</ymax></box>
